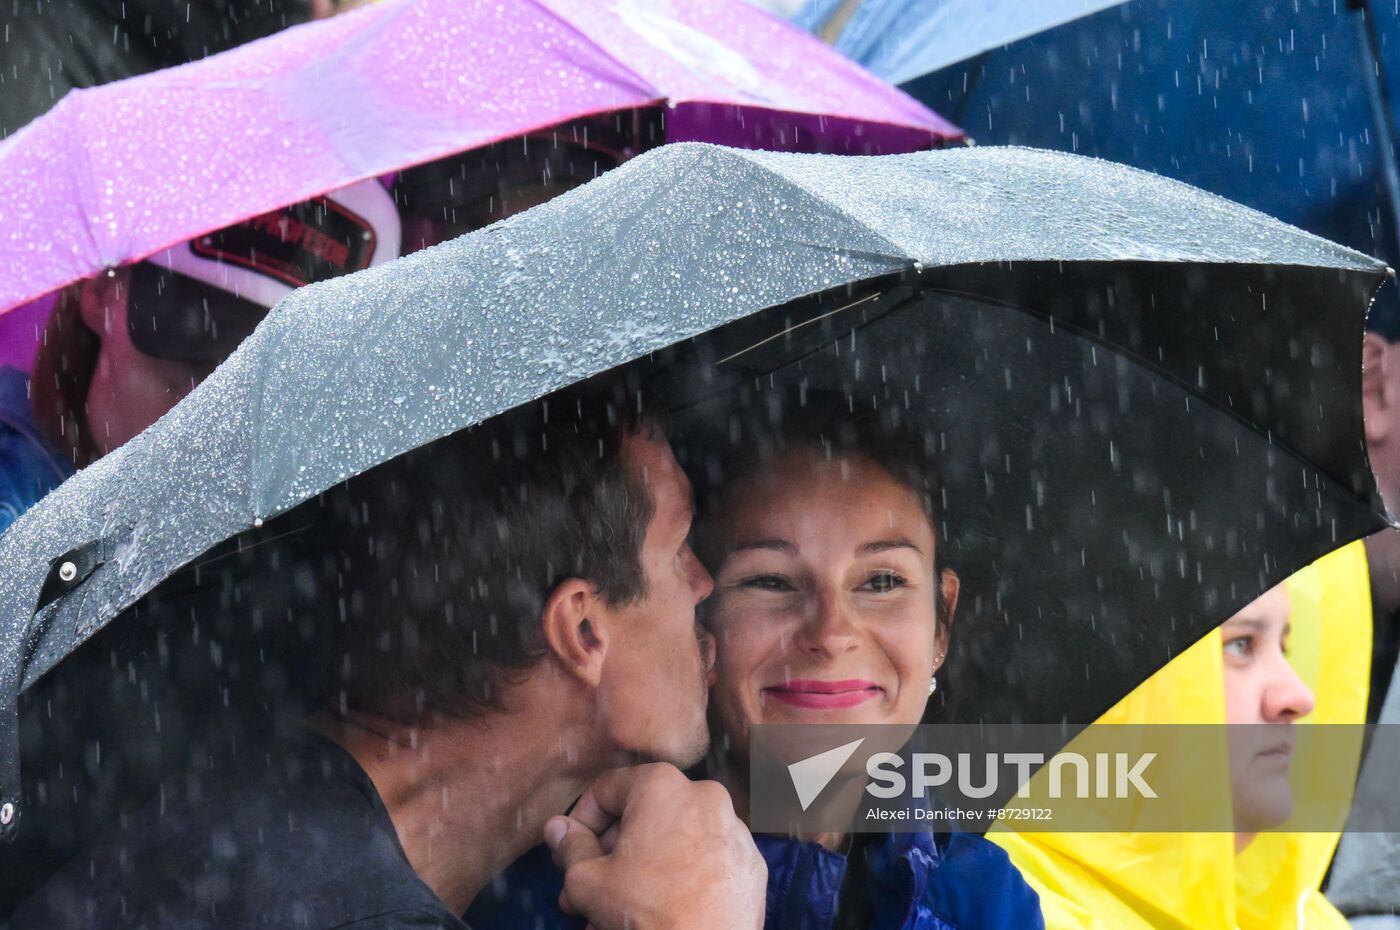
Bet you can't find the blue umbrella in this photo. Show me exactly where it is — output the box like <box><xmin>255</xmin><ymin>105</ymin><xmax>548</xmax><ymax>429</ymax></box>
<box><xmin>1352</xmin><ymin>0</ymin><xmax>1400</xmax><ymax>307</ymax></box>
<box><xmin>793</xmin><ymin>0</ymin><xmax>1128</xmax><ymax>85</ymax></box>
<box><xmin>812</xmin><ymin>0</ymin><xmax>1400</xmax><ymax>334</ymax></box>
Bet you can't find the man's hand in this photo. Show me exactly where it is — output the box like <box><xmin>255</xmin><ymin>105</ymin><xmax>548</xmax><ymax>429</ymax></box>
<box><xmin>542</xmin><ymin>763</ymin><xmax>766</xmax><ymax>930</ymax></box>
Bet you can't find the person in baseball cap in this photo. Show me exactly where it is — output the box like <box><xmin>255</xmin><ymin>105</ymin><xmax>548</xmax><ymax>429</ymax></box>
<box><xmin>18</xmin><ymin>112</ymin><xmax>650</xmax><ymax>515</ymax></box>
<box><xmin>29</xmin><ymin>176</ymin><xmax>402</xmax><ymax>469</ymax></box>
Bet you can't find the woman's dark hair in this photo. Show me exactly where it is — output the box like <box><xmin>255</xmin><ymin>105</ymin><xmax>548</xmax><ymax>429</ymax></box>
<box><xmin>317</xmin><ymin>385</ymin><xmax>661</xmax><ymax>722</ymax></box>
<box><xmin>30</xmin><ymin>287</ymin><xmax>101</xmax><ymax>469</ymax></box>
<box><xmin>696</xmin><ymin>392</ymin><xmax>952</xmax><ymax>632</ymax></box>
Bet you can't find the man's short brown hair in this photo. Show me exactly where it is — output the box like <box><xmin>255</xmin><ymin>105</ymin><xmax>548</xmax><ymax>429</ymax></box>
<box><xmin>320</xmin><ymin>386</ymin><xmax>659</xmax><ymax>721</ymax></box>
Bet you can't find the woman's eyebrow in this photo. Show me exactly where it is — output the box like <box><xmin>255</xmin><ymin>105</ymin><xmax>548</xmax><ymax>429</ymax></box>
<box><xmin>1222</xmin><ymin>617</ymin><xmax>1266</xmax><ymax>631</ymax></box>
<box><xmin>857</xmin><ymin>538</ymin><xmax>923</xmax><ymax>556</ymax></box>
<box><xmin>732</xmin><ymin>538</ymin><xmax>797</xmax><ymax>554</ymax></box>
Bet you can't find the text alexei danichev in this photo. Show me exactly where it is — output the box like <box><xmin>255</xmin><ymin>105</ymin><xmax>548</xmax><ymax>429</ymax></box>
<box><xmin>865</xmin><ymin>807</ymin><xmax>1055</xmax><ymax>823</ymax></box>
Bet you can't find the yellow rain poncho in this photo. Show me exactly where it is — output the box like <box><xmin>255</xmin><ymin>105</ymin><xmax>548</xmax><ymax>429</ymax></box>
<box><xmin>990</xmin><ymin>541</ymin><xmax>1371</xmax><ymax>930</ymax></box>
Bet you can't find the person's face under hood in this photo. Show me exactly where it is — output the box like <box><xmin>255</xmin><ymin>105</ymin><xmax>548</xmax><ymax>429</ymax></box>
<box><xmin>1221</xmin><ymin>584</ymin><xmax>1316</xmax><ymax>843</ymax></box>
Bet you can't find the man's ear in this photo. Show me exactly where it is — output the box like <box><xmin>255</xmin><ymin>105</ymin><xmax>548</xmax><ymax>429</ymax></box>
<box><xmin>540</xmin><ymin>578</ymin><xmax>608</xmax><ymax>687</ymax></box>
<box><xmin>1365</xmin><ymin>332</ymin><xmax>1394</xmax><ymax>447</ymax></box>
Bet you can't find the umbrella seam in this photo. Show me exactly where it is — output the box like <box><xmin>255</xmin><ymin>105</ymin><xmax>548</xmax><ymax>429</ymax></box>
<box><xmin>540</xmin><ymin>0</ymin><xmax>950</xmax><ymax>133</ymax></box>
<box><xmin>721</xmin><ymin>146</ymin><xmax>917</xmax><ymax>263</ymax></box>
<box><xmin>523</xmin><ymin>0</ymin><xmax>677</xmax><ymax>100</ymax></box>
<box><xmin>994</xmin><ymin>147</ymin><xmax>1385</xmax><ymax>271</ymax></box>
<box><xmin>63</xmin><ymin>92</ymin><xmax>108</xmax><ymax>272</ymax></box>
<box><xmin>245</xmin><ymin>302</ymin><xmax>296</xmax><ymax>522</ymax></box>
<box><xmin>738</xmin><ymin>145</ymin><xmax>1385</xmax><ymax>272</ymax></box>
<box><xmin>247</xmin><ymin>334</ymin><xmax>270</xmax><ymax>524</ymax></box>
<box><xmin>0</xmin><ymin>90</ymin><xmax>122</xmax><ymax>315</ymax></box>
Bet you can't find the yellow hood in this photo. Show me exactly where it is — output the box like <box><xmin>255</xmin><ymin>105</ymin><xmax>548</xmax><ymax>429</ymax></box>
<box><xmin>990</xmin><ymin>541</ymin><xmax>1371</xmax><ymax>930</ymax></box>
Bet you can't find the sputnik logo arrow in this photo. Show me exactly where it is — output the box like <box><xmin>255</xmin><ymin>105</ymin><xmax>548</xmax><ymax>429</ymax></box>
<box><xmin>788</xmin><ymin>738</ymin><xmax>865</xmax><ymax>811</ymax></box>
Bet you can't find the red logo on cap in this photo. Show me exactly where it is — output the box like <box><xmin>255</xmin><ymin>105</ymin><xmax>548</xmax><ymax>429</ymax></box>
<box><xmin>191</xmin><ymin>196</ymin><xmax>377</xmax><ymax>288</ymax></box>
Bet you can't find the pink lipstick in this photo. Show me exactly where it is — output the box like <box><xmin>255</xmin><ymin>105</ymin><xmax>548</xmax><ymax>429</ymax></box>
<box><xmin>763</xmin><ymin>679</ymin><xmax>882</xmax><ymax>710</ymax></box>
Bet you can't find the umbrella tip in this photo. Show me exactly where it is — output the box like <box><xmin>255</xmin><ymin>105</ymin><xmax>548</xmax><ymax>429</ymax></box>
<box><xmin>1386</xmin><ymin>266</ymin><xmax>1396</xmax><ymax>279</ymax></box>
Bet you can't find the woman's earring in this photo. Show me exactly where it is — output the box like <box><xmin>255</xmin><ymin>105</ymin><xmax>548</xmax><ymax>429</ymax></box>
<box><xmin>930</xmin><ymin>651</ymin><xmax>947</xmax><ymax>694</ymax></box>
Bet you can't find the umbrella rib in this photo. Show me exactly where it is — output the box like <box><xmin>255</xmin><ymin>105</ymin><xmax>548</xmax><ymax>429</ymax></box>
<box><xmin>523</xmin><ymin>0</ymin><xmax>672</xmax><ymax>99</ymax></box>
<box><xmin>713</xmin><ymin>291</ymin><xmax>883</xmax><ymax>365</ymax></box>
<box><xmin>187</xmin><ymin>520</ymin><xmax>317</xmax><ymax>574</ymax></box>
<box><xmin>64</xmin><ymin>92</ymin><xmax>109</xmax><ymax>275</ymax></box>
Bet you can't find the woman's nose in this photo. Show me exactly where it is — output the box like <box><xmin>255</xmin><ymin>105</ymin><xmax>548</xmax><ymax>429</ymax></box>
<box><xmin>794</xmin><ymin>589</ymin><xmax>859</xmax><ymax>656</ymax></box>
<box><xmin>1262</xmin><ymin>655</ymin><xmax>1316</xmax><ymax>722</ymax></box>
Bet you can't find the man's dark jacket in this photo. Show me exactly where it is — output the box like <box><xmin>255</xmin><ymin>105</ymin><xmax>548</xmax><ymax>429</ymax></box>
<box><xmin>11</xmin><ymin>733</ymin><xmax>467</xmax><ymax>929</ymax></box>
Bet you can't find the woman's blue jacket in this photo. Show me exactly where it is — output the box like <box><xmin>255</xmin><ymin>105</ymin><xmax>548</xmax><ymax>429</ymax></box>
<box><xmin>466</xmin><ymin>826</ymin><xmax>1043</xmax><ymax>930</ymax></box>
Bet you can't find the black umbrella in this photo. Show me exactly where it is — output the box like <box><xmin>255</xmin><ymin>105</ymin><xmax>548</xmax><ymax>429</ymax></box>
<box><xmin>0</xmin><ymin>143</ymin><xmax>1387</xmax><ymax>882</ymax></box>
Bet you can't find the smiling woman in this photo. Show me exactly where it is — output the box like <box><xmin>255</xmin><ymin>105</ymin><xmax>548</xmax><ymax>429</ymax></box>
<box><xmin>698</xmin><ymin>403</ymin><xmax>955</xmax><ymax>745</ymax></box>
<box><xmin>693</xmin><ymin>395</ymin><xmax>1043</xmax><ymax>930</ymax></box>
